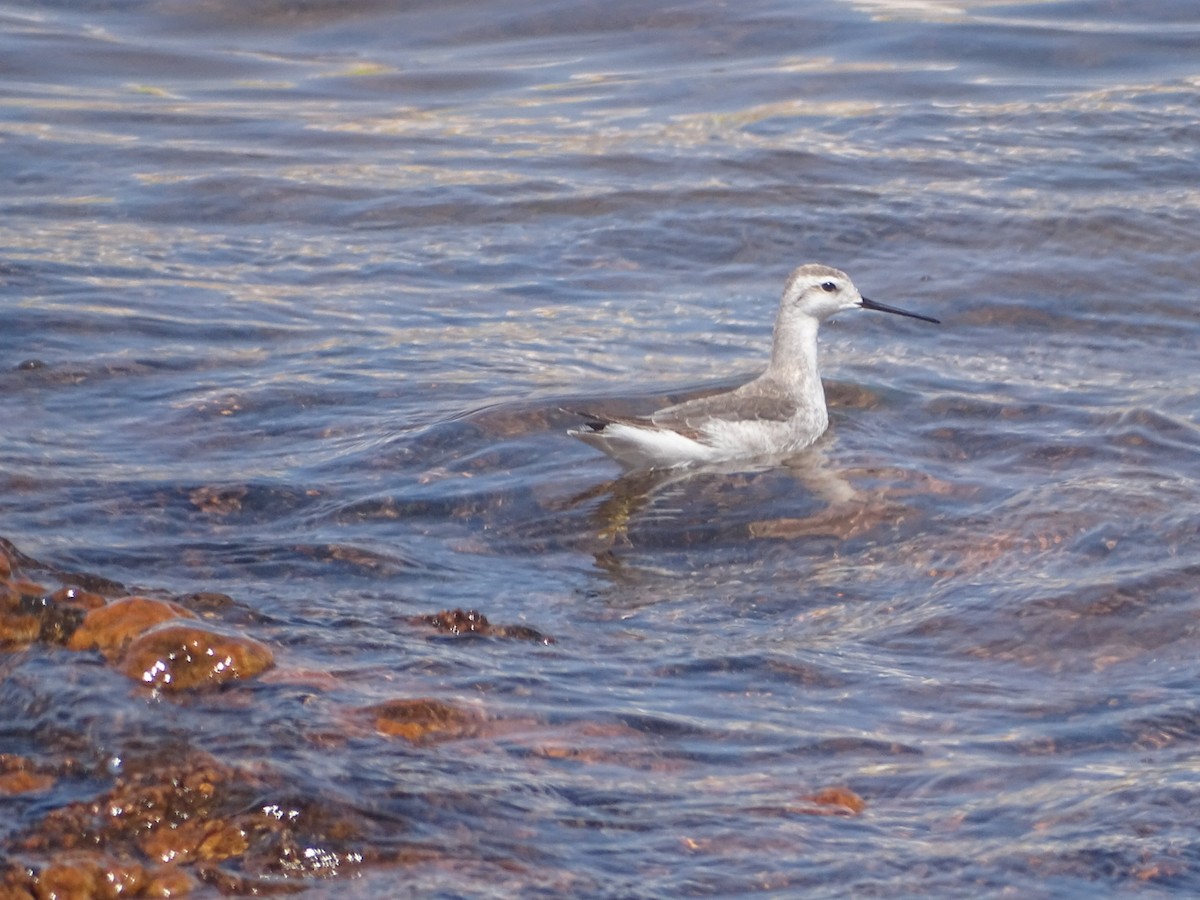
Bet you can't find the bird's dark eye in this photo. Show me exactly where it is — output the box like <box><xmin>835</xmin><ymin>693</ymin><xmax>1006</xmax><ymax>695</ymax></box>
<box><xmin>820</xmin><ymin>281</ymin><xmax>838</xmax><ymax>293</ymax></box>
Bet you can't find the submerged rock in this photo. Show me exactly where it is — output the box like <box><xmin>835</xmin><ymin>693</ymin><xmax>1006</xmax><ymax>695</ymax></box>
<box><xmin>119</xmin><ymin>624</ymin><xmax>274</xmax><ymax>692</ymax></box>
<box><xmin>364</xmin><ymin>698</ymin><xmax>483</xmax><ymax>744</ymax></box>
<box><xmin>413</xmin><ymin>607</ymin><xmax>555</xmax><ymax>643</ymax></box>
<box><xmin>68</xmin><ymin>596</ymin><xmax>197</xmax><ymax>659</ymax></box>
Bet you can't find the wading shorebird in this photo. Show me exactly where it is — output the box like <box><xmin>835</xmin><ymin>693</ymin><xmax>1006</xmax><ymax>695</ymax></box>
<box><xmin>567</xmin><ymin>264</ymin><xmax>938</xmax><ymax>470</ymax></box>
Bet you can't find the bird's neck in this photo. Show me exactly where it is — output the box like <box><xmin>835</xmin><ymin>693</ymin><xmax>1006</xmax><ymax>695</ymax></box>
<box><xmin>765</xmin><ymin>315</ymin><xmax>825</xmax><ymax>406</ymax></box>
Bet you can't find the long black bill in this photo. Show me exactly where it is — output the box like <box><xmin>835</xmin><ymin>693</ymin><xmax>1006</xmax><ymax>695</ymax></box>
<box><xmin>860</xmin><ymin>296</ymin><xmax>940</xmax><ymax>324</ymax></box>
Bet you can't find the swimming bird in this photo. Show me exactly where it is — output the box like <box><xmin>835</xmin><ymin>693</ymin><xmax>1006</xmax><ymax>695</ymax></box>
<box><xmin>567</xmin><ymin>264</ymin><xmax>938</xmax><ymax>470</ymax></box>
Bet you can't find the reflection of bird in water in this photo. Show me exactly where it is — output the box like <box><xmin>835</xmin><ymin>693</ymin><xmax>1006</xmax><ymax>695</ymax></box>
<box><xmin>567</xmin><ymin>264</ymin><xmax>938</xmax><ymax>471</ymax></box>
<box><xmin>568</xmin><ymin>449</ymin><xmax>902</xmax><ymax>561</ymax></box>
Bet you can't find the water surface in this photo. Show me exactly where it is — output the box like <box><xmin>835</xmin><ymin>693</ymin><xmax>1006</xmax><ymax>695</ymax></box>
<box><xmin>2</xmin><ymin>0</ymin><xmax>1200</xmax><ymax>895</ymax></box>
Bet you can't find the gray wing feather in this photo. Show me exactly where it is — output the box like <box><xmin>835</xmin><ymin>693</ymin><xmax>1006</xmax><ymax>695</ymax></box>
<box><xmin>651</xmin><ymin>383</ymin><xmax>797</xmax><ymax>430</ymax></box>
<box><xmin>565</xmin><ymin>377</ymin><xmax>797</xmax><ymax>443</ymax></box>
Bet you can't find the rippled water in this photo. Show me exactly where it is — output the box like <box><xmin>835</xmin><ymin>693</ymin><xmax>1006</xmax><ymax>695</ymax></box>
<box><xmin>3</xmin><ymin>0</ymin><xmax>1200</xmax><ymax>895</ymax></box>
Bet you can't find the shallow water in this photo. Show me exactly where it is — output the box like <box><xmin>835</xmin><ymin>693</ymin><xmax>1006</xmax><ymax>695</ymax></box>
<box><xmin>2</xmin><ymin>0</ymin><xmax>1200</xmax><ymax>894</ymax></box>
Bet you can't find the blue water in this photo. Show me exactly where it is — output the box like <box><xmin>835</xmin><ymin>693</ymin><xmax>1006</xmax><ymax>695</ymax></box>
<box><xmin>3</xmin><ymin>0</ymin><xmax>1200</xmax><ymax>895</ymax></box>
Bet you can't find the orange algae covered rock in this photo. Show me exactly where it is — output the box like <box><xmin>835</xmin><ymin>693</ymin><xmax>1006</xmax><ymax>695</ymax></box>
<box><xmin>0</xmin><ymin>755</ymin><xmax>56</xmax><ymax>796</ymax></box>
<box><xmin>119</xmin><ymin>624</ymin><xmax>274</xmax><ymax>692</ymax></box>
<box><xmin>68</xmin><ymin>596</ymin><xmax>196</xmax><ymax>659</ymax></box>
<box><xmin>795</xmin><ymin>786</ymin><xmax>867</xmax><ymax>816</ymax></box>
<box><xmin>9</xmin><ymin>580</ymin><xmax>46</xmax><ymax>600</ymax></box>
<box><xmin>48</xmin><ymin>586</ymin><xmax>107</xmax><ymax>611</ymax></box>
<box><xmin>38</xmin><ymin>854</ymin><xmax>147</xmax><ymax>898</ymax></box>
<box><xmin>20</xmin><ymin>854</ymin><xmax>190</xmax><ymax>899</ymax></box>
<box><xmin>140</xmin><ymin>818</ymin><xmax>249</xmax><ymax>865</ymax></box>
<box><xmin>0</xmin><ymin>770</ymin><xmax>55</xmax><ymax>795</ymax></box>
<box><xmin>0</xmin><ymin>608</ymin><xmax>40</xmax><ymax>648</ymax></box>
<box><xmin>0</xmin><ymin>580</ymin><xmax>46</xmax><ymax>648</ymax></box>
<box><xmin>8</xmin><ymin>851</ymin><xmax>194</xmax><ymax>899</ymax></box>
<box><xmin>365</xmin><ymin>698</ymin><xmax>482</xmax><ymax>744</ymax></box>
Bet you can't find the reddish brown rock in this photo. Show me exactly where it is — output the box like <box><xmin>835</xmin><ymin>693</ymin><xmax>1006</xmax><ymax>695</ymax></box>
<box><xmin>0</xmin><ymin>770</ymin><xmax>55</xmax><ymax>796</ymax></box>
<box><xmin>119</xmin><ymin>624</ymin><xmax>274</xmax><ymax>692</ymax></box>
<box><xmin>2</xmin><ymin>851</ymin><xmax>194</xmax><ymax>899</ymax></box>
<box><xmin>0</xmin><ymin>608</ymin><xmax>39</xmax><ymax>648</ymax></box>
<box><xmin>0</xmin><ymin>583</ymin><xmax>42</xmax><ymax>648</ymax></box>
<box><xmin>48</xmin><ymin>586</ymin><xmax>108</xmax><ymax>611</ymax></box>
<box><xmin>189</xmin><ymin>484</ymin><xmax>248</xmax><ymax>516</ymax></box>
<box><xmin>140</xmin><ymin>818</ymin><xmax>249</xmax><ymax>864</ymax></box>
<box><xmin>68</xmin><ymin>596</ymin><xmax>196</xmax><ymax>659</ymax></box>
<box><xmin>12</xmin><ymin>752</ymin><xmax>372</xmax><ymax>887</ymax></box>
<box><xmin>0</xmin><ymin>755</ymin><xmax>55</xmax><ymax>796</ymax></box>
<box><xmin>365</xmin><ymin>698</ymin><xmax>482</xmax><ymax>744</ymax></box>
<box><xmin>40</xmin><ymin>855</ymin><xmax>147</xmax><ymax>898</ymax></box>
<box><xmin>414</xmin><ymin>608</ymin><xmax>554</xmax><ymax>643</ymax></box>
<box><xmin>423</xmin><ymin>608</ymin><xmax>491</xmax><ymax>635</ymax></box>
<box><xmin>9</xmin><ymin>580</ymin><xmax>45</xmax><ymax>600</ymax></box>
<box><xmin>143</xmin><ymin>865</ymin><xmax>195</xmax><ymax>897</ymax></box>
<box><xmin>25</xmin><ymin>754</ymin><xmax>232</xmax><ymax>854</ymax></box>
<box><xmin>794</xmin><ymin>786</ymin><xmax>866</xmax><ymax>816</ymax></box>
